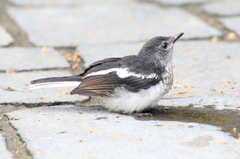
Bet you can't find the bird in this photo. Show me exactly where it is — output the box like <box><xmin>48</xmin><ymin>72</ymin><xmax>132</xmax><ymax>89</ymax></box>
<box><xmin>29</xmin><ymin>33</ymin><xmax>184</xmax><ymax>115</ymax></box>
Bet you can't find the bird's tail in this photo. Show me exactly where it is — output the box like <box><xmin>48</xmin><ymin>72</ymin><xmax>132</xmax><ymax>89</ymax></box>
<box><xmin>29</xmin><ymin>76</ymin><xmax>81</xmax><ymax>90</ymax></box>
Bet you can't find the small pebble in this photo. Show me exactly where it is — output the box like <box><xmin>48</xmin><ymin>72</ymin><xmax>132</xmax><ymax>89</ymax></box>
<box><xmin>10</xmin><ymin>117</ymin><xmax>19</xmax><ymax>120</ymax></box>
<box><xmin>89</xmin><ymin>130</ymin><xmax>93</xmax><ymax>133</ymax></box>
<box><xmin>79</xmin><ymin>139</ymin><xmax>84</xmax><ymax>142</ymax></box>
<box><xmin>178</xmin><ymin>91</ymin><xmax>184</xmax><ymax>94</ymax></box>
<box><xmin>221</xmin><ymin>141</ymin><xmax>226</xmax><ymax>145</ymax></box>
<box><xmin>211</xmin><ymin>36</ymin><xmax>218</xmax><ymax>42</ymax></box>
<box><xmin>41</xmin><ymin>46</ymin><xmax>48</xmax><ymax>52</ymax></box>
<box><xmin>6</xmin><ymin>70</ymin><xmax>15</xmax><ymax>73</ymax></box>
<box><xmin>225</xmin><ymin>32</ymin><xmax>236</xmax><ymax>41</ymax></box>
<box><xmin>82</xmin><ymin>53</ymin><xmax>88</xmax><ymax>57</ymax></box>
<box><xmin>194</xmin><ymin>57</ymin><xmax>199</xmax><ymax>60</ymax></box>
<box><xmin>5</xmin><ymin>36</ymin><xmax>11</xmax><ymax>40</ymax></box>
<box><xmin>226</xmin><ymin>56</ymin><xmax>231</xmax><ymax>59</ymax></box>
<box><xmin>71</xmin><ymin>64</ymin><xmax>78</xmax><ymax>70</ymax></box>
<box><xmin>172</xmin><ymin>85</ymin><xmax>177</xmax><ymax>89</ymax></box>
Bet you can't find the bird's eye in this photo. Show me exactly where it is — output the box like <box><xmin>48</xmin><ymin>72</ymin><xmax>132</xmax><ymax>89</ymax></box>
<box><xmin>162</xmin><ymin>42</ymin><xmax>168</xmax><ymax>49</ymax></box>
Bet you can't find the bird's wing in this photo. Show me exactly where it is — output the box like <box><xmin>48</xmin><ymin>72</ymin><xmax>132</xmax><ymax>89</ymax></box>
<box><xmin>80</xmin><ymin>57</ymin><xmax>121</xmax><ymax>76</ymax></box>
<box><xmin>70</xmin><ymin>69</ymin><xmax>161</xmax><ymax>96</ymax></box>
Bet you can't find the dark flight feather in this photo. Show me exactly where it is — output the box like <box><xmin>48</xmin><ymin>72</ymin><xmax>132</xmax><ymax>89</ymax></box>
<box><xmin>70</xmin><ymin>71</ymin><xmax>161</xmax><ymax>96</ymax></box>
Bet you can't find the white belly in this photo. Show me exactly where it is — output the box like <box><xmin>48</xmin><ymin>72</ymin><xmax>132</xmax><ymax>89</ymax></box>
<box><xmin>103</xmin><ymin>81</ymin><xmax>167</xmax><ymax>114</ymax></box>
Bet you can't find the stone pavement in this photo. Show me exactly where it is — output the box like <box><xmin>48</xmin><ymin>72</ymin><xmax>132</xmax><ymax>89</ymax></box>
<box><xmin>0</xmin><ymin>0</ymin><xmax>240</xmax><ymax>158</ymax></box>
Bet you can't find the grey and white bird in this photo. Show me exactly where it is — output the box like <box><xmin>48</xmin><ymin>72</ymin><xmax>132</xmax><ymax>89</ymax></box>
<box><xmin>29</xmin><ymin>33</ymin><xmax>184</xmax><ymax>114</ymax></box>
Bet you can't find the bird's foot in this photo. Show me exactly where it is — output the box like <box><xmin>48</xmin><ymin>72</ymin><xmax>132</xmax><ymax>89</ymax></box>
<box><xmin>130</xmin><ymin>107</ymin><xmax>170</xmax><ymax>117</ymax></box>
<box><xmin>131</xmin><ymin>113</ymin><xmax>153</xmax><ymax>117</ymax></box>
<box><xmin>154</xmin><ymin>106</ymin><xmax>170</xmax><ymax>113</ymax></box>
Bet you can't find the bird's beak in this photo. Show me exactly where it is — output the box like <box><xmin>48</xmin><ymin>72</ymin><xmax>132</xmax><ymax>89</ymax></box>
<box><xmin>173</xmin><ymin>33</ymin><xmax>184</xmax><ymax>43</ymax></box>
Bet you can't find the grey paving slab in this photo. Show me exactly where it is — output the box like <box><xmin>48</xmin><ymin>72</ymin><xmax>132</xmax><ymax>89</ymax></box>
<box><xmin>7</xmin><ymin>3</ymin><xmax>221</xmax><ymax>47</ymax></box>
<box><xmin>158</xmin><ymin>41</ymin><xmax>240</xmax><ymax>109</ymax></box>
<box><xmin>153</xmin><ymin>0</ymin><xmax>208</xmax><ymax>5</ymax></box>
<box><xmin>0</xmin><ymin>26</ymin><xmax>14</xmax><ymax>46</ymax></box>
<box><xmin>201</xmin><ymin>0</ymin><xmax>240</xmax><ymax>16</ymax></box>
<box><xmin>6</xmin><ymin>105</ymin><xmax>240</xmax><ymax>159</ymax></box>
<box><xmin>0</xmin><ymin>133</ymin><xmax>13</xmax><ymax>159</ymax></box>
<box><xmin>77</xmin><ymin>42</ymin><xmax>144</xmax><ymax>67</ymax></box>
<box><xmin>0</xmin><ymin>48</ymin><xmax>69</xmax><ymax>71</ymax></box>
<box><xmin>9</xmin><ymin>0</ymin><xmax>129</xmax><ymax>6</ymax></box>
<box><xmin>0</xmin><ymin>71</ymin><xmax>88</xmax><ymax>104</ymax></box>
<box><xmin>218</xmin><ymin>17</ymin><xmax>240</xmax><ymax>36</ymax></box>
<box><xmin>9</xmin><ymin>0</ymin><xmax>131</xmax><ymax>6</ymax></box>
<box><xmin>159</xmin><ymin>95</ymin><xmax>240</xmax><ymax>109</ymax></box>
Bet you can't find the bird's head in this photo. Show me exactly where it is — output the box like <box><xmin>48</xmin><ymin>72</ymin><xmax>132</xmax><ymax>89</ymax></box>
<box><xmin>139</xmin><ymin>33</ymin><xmax>184</xmax><ymax>66</ymax></box>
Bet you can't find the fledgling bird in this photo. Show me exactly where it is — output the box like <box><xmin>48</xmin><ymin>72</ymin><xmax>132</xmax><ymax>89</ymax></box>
<box><xmin>29</xmin><ymin>33</ymin><xmax>184</xmax><ymax>114</ymax></box>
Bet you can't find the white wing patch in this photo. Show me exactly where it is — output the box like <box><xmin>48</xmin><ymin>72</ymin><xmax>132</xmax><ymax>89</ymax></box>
<box><xmin>85</xmin><ymin>68</ymin><xmax>158</xmax><ymax>79</ymax></box>
<box><xmin>85</xmin><ymin>68</ymin><xmax>119</xmax><ymax>77</ymax></box>
<box><xmin>116</xmin><ymin>68</ymin><xmax>157</xmax><ymax>79</ymax></box>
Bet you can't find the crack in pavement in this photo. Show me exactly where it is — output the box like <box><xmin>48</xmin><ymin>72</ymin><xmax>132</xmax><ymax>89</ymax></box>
<box><xmin>55</xmin><ymin>47</ymin><xmax>85</xmax><ymax>76</ymax></box>
<box><xmin>140</xmin><ymin>0</ymin><xmax>240</xmax><ymax>42</ymax></box>
<box><xmin>0</xmin><ymin>0</ymin><xmax>35</xmax><ymax>47</ymax></box>
<box><xmin>0</xmin><ymin>0</ymin><xmax>36</xmax><ymax>157</ymax></box>
<box><xmin>182</xmin><ymin>4</ymin><xmax>240</xmax><ymax>41</ymax></box>
<box><xmin>0</xmin><ymin>105</ymin><xmax>33</xmax><ymax>159</ymax></box>
<box><xmin>1</xmin><ymin>116</ymin><xmax>33</xmax><ymax>159</ymax></box>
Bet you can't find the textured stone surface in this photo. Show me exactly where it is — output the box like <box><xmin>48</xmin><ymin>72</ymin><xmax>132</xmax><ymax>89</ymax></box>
<box><xmin>9</xmin><ymin>0</ymin><xmax>129</xmax><ymax>6</ymax></box>
<box><xmin>159</xmin><ymin>95</ymin><xmax>240</xmax><ymax>109</ymax></box>
<box><xmin>7</xmin><ymin>3</ymin><xmax>221</xmax><ymax>46</ymax></box>
<box><xmin>0</xmin><ymin>133</ymin><xmax>13</xmax><ymax>159</ymax></box>
<box><xmin>2</xmin><ymin>0</ymin><xmax>240</xmax><ymax>158</ymax></box>
<box><xmin>0</xmin><ymin>26</ymin><xmax>14</xmax><ymax>46</ymax></box>
<box><xmin>6</xmin><ymin>105</ymin><xmax>240</xmax><ymax>159</ymax></box>
<box><xmin>153</xmin><ymin>0</ymin><xmax>208</xmax><ymax>5</ymax></box>
<box><xmin>0</xmin><ymin>71</ymin><xmax>88</xmax><ymax>104</ymax></box>
<box><xmin>77</xmin><ymin>42</ymin><xmax>144</xmax><ymax>67</ymax></box>
<box><xmin>159</xmin><ymin>41</ymin><xmax>240</xmax><ymax>108</ymax></box>
<box><xmin>218</xmin><ymin>17</ymin><xmax>240</xmax><ymax>36</ymax></box>
<box><xmin>0</xmin><ymin>48</ymin><xmax>69</xmax><ymax>71</ymax></box>
<box><xmin>201</xmin><ymin>0</ymin><xmax>240</xmax><ymax>16</ymax></box>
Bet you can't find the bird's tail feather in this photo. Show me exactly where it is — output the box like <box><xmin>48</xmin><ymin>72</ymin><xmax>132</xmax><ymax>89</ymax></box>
<box><xmin>29</xmin><ymin>76</ymin><xmax>81</xmax><ymax>90</ymax></box>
